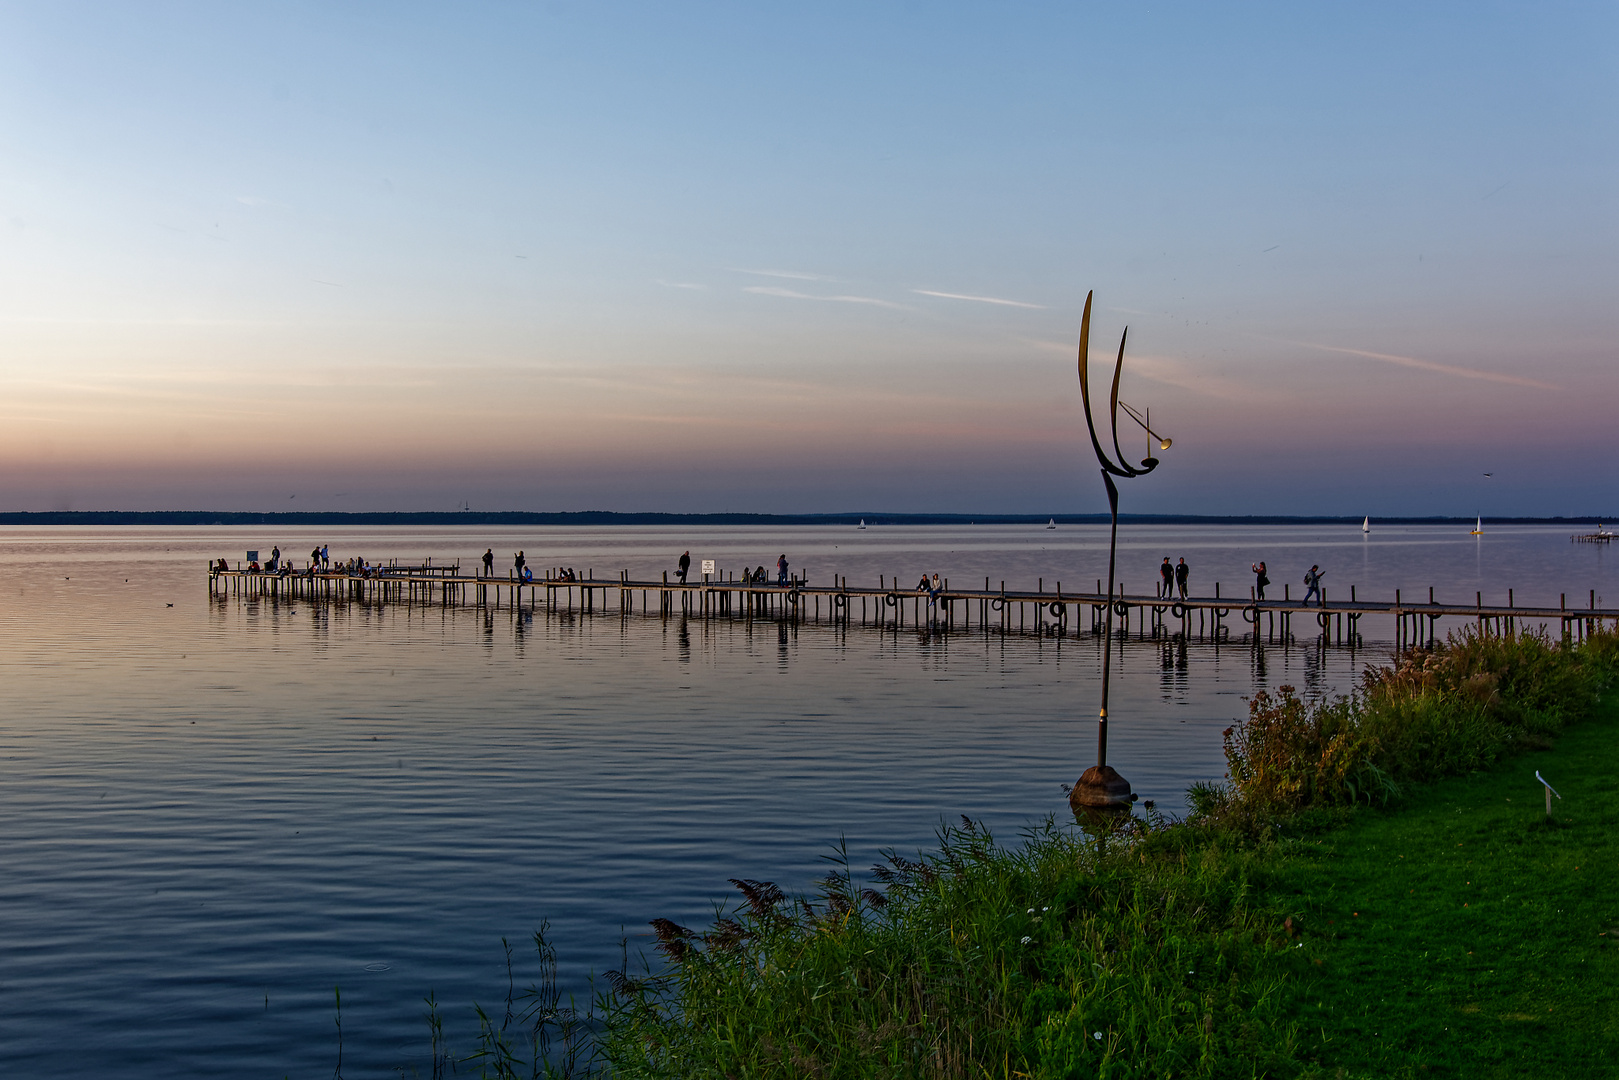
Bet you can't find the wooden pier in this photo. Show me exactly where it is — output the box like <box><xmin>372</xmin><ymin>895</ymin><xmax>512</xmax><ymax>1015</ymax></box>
<box><xmin>207</xmin><ymin>560</ymin><xmax>1619</xmax><ymax>648</ymax></box>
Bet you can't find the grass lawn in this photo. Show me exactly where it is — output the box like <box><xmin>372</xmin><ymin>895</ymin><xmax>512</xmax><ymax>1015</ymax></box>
<box><xmin>1279</xmin><ymin>697</ymin><xmax>1619</xmax><ymax>1078</ymax></box>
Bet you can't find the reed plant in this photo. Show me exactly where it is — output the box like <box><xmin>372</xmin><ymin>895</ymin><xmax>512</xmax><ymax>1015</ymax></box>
<box><xmin>599</xmin><ymin>820</ymin><xmax>1308</xmax><ymax>1079</ymax></box>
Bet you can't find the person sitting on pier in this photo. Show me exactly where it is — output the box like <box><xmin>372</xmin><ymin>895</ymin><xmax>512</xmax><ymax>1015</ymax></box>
<box><xmin>1175</xmin><ymin>558</ymin><xmax>1189</xmax><ymax>600</ymax></box>
<box><xmin>521</xmin><ymin>565</ymin><xmax>534</xmax><ymax>583</ymax></box>
<box><xmin>931</xmin><ymin>573</ymin><xmax>943</xmax><ymax>600</ymax></box>
<box><xmin>1303</xmin><ymin>564</ymin><xmax>1325</xmax><ymax>606</ymax></box>
<box><xmin>248</xmin><ymin>560</ymin><xmax>261</xmax><ymax>572</ymax></box>
<box><xmin>1252</xmin><ymin>560</ymin><xmax>1269</xmax><ymax>600</ymax></box>
<box><xmin>916</xmin><ymin>573</ymin><xmax>931</xmax><ymax>593</ymax></box>
<box><xmin>215</xmin><ymin>558</ymin><xmax>229</xmax><ymax>574</ymax></box>
<box><xmin>1159</xmin><ymin>557</ymin><xmax>1174</xmax><ymax>598</ymax></box>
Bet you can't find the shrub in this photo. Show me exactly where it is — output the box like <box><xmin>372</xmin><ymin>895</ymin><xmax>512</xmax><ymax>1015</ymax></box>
<box><xmin>1214</xmin><ymin>627</ymin><xmax>1617</xmax><ymax>821</ymax></box>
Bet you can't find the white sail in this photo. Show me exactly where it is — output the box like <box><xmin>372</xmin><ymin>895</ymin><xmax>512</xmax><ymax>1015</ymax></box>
<box><xmin>1362</xmin><ymin>516</ymin><xmax>1369</xmax><ymax>533</ymax></box>
<box><xmin>1046</xmin><ymin>518</ymin><xmax>1057</xmax><ymax>529</ymax></box>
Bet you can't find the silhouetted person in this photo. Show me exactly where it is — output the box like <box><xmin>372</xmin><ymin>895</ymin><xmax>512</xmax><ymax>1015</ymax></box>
<box><xmin>1175</xmin><ymin>557</ymin><xmax>1189</xmax><ymax>600</ymax></box>
<box><xmin>514</xmin><ymin>551</ymin><xmax>526</xmax><ymax>577</ymax></box>
<box><xmin>1303</xmin><ymin>564</ymin><xmax>1324</xmax><ymax>606</ymax></box>
<box><xmin>1159</xmin><ymin>557</ymin><xmax>1174</xmax><ymax>598</ymax></box>
<box><xmin>1252</xmin><ymin>561</ymin><xmax>1269</xmax><ymax>600</ymax></box>
<box><xmin>677</xmin><ymin>550</ymin><xmax>691</xmax><ymax>583</ymax></box>
<box><xmin>777</xmin><ymin>554</ymin><xmax>789</xmax><ymax>586</ymax></box>
<box><xmin>482</xmin><ymin>548</ymin><xmax>494</xmax><ymax>576</ymax></box>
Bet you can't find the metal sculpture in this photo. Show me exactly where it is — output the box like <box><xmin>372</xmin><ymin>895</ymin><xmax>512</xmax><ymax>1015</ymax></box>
<box><xmin>1069</xmin><ymin>291</ymin><xmax>1172</xmax><ymax>817</ymax></box>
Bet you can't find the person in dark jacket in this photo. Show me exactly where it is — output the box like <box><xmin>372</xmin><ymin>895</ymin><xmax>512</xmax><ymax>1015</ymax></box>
<box><xmin>1159</xmin><ymin>557</ymin><xmax>1174</xmax><ymax>598</ymax></box>
<box><xmin>1303</xmin><ymin>565</ymin><xmax>1325</xmax><ymax>606</ymax></box>
<box><xmin>1252</xmin><ymin>560</ymin><xmax>1269</xmax><ymax>600</ymax></box>
<box><xmin>481</xmin><ymin>549</ymin><xmax>494</xmax><ymax>576</ymax></box>
<box><xmin>677</xmin><ymin>551</ymin><xmax>691</xmax><ymax>583</ymax></box>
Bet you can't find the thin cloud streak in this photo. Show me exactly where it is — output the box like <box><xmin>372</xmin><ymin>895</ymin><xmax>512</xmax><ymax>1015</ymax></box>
<box><xmin>731</xmin><ymin>268</ymin><xmax>829</xmax><ymax>281</ymax></box>
<box><xmin>742</xmin><ymin>286</ymin><xmax>904</xmax><ymax>310</ymax></box>
<box><xmin>1286</xmin><ymin>340</ymin><xmax>1560</xmax><ymax>390</ymax></box>
<box><xmin>655</xmin><ymin>279</ymin><xmax>707</xmax><ymax>289</ymax></box>
<box><xmin>1021</xmin><ymin>339</ymin><xmax>1258</xmax><ymax>402</ymax></box>
<box><xmin>912</xmin><ymin>289</ymin><xmax>1043</xmax><ymax>309</ymax></box>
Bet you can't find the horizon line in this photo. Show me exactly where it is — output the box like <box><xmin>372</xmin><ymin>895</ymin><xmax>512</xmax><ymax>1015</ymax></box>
<box><xmin>0</xmin><ymin>510</ymin><xmax>1610</xmax><ymax>527</ymax></box>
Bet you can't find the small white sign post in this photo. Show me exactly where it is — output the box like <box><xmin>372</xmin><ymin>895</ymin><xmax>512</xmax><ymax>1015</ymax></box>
<box><xmin>701</xmin><ymin>559</ymin><xmax>715</xmax><ymax>578</ymax></box>
<box><xmin>1536</xmin><ymin>770</ymin><xmax>1562</xmax><ymax>818</ymax></box>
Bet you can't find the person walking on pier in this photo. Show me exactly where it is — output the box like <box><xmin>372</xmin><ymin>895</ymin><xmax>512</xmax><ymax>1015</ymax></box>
<box><xmin>1303</xmin><ymin>564</ymin><xmax>1325</xmax><ymax>606</ymax></box>
<box><xmin>481</xmin><ymin>548</ymin><xmax>494</xmax><ymax>577</ymax></box>
<box><xmin>777</xmin><ymin>554</ymin><xmax>789</xmax><ymax>586</ymax></box>
<box><xmin>1159</xmin><ymin>557</ymin><xmax>1174</xmax><ymax>598</ymax></box>
<box><xmin>1252</xmin><ymin>560</ymin><xmax>1269</xmax><ymax>600</ymax></box>
<box><xmin>677</xmin><ymin>550</ymin><xmax>691</xmax><ymax>584</ymax></box>
<box><xmin>1175</xmin><ymin>557</ymin><xmax>1189</xmax><ymax>600</ymax></box>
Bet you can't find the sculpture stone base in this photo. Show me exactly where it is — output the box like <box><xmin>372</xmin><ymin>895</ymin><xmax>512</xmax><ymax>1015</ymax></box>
<box><xmin>1070</xmin><ymin>765</ymin><xmax>1136</xmax><ymax>817</ymax></box>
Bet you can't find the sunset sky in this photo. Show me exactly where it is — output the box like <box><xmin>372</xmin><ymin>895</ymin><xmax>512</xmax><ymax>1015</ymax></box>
<box><xmin>0</xmin><ymin>2</ymin><xmax>1613</xmax><ymax>516</ymax></box>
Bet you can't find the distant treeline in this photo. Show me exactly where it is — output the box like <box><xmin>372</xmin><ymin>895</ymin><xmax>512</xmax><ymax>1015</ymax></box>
<box><xmin>0</xmin><ymin>510</ymin><xmax>1610</xmax><ymax>527</ymax></box>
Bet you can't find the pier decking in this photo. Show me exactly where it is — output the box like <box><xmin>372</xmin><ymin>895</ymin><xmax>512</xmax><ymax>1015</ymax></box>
<box><xmin>208</xmin><ymin>560</ymin><xmax>1619</xmax><ymax>649</ymax></box>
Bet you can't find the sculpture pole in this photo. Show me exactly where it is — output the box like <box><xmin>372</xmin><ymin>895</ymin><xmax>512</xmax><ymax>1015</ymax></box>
<box><xmin>1068</xmin><ymin>292</ymin><xmax>1171</xmax><ymax>817</ymax></box>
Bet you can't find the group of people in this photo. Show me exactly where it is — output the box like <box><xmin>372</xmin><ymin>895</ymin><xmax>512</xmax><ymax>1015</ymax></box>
<box><xmin>915</xmin><ymin>572</ymin><xmax>944</xmax><ymax>600</ymax></box>
<box><xmin>480</xmin><ymin>548</ymin><xmax>541</xmax><ymax>582</ymax></box>
<box><xmin>1153</xmin><ymin>557</ymin><xmax>1328</xmax><ymax>606</ymax></box>
<box><xmin>1158</xmin><ymin>557</ymin><xmax>1191</xmax><ymax>600</ymax></box>
<box><xmin>1248</xmin><ymin>561</ymin><xmax>1326</xmax><ymax>605</ymax></box>
<box><xmin>677</xmin><ymin>551</ymin><xmax>791</xmax><ymax>586</ymax></box>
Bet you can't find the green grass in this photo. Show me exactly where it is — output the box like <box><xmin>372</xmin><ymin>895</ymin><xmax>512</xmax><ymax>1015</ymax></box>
<box><xmin>431</xmin><ymin>629</ymin><xmax>1619</xmax><ymax>1078</ymax></box>
<box><xmin>1274</xmin><ymin>695</ymin><xmax>1619</xmax><ymax>1079</ymax></box>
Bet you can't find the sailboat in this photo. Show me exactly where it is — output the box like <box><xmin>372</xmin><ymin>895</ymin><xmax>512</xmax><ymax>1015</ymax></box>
<box><xmin>1470</xmin><ymin>516</ymin><xmax>1483</xmax><ymax>535</ymax></box>
<box><xmin>857</xmin><ymin>519</ymin><xmax>866</xmax><ymax>530</ymax></box>
<box><xmin>1362</xmin><ymin>516</ymin><xmax>1370</xmax><ymax>534</ymax></box>
<box><xmin>1046</xmin><ymin>518</ymin><xmax>1057</xmax><ymax>530</ymax></box>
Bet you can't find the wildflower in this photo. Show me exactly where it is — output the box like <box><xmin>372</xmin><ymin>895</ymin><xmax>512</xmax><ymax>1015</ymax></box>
<box><xmin>1020</xmin><ymin>936</ymin><xmax>1032</xmax><ymax>945</ymax></box>
<box><xmin>1094</xmin><ymin>1032</ymin><xmax>1103</xmax><ymax>1041</ymax></box>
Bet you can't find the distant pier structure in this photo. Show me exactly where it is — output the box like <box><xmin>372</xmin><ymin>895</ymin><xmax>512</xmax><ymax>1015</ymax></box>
<box><xmin>208</xmin><ymin>557</ymin><xmax>1619</xmax><ymax>650</ymax></box>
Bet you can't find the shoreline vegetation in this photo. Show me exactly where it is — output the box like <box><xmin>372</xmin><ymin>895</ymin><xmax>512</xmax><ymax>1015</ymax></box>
<box><xmin>2</xmin><ymin>510</ymin><xmax>1616</xmax><ymax>528</ymax></box>
<box><xmin>426</xmin><ymin>626</ymin><xmax>1618</xmax><ymax>1079</ymax></box>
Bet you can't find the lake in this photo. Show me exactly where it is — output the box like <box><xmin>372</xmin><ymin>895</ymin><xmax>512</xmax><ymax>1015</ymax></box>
<box><xmin>0</xmin><ymin>523</ymin><xmax>1608</xmax><ymax>1077</ymax></box>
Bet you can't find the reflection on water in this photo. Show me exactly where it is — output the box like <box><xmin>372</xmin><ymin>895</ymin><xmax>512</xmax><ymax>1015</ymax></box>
<box><xmin>0</xmin><ymin>525</ymin><xmax>1607</xmax><ymax>1078</ymax></box>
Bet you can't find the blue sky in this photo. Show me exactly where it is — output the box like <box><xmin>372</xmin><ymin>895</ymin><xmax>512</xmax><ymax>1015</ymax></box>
<box><xmin>0</xmin><ymin>2</ymin><xmax>1613</xmax><ymax>515</ymax></box>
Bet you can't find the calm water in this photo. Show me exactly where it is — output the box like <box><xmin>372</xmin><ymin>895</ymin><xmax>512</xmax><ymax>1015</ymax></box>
<box><xmin>0</xmin><ymin>524</ymin><xmax>1608</xmax><ymax>1077</ymax></box>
